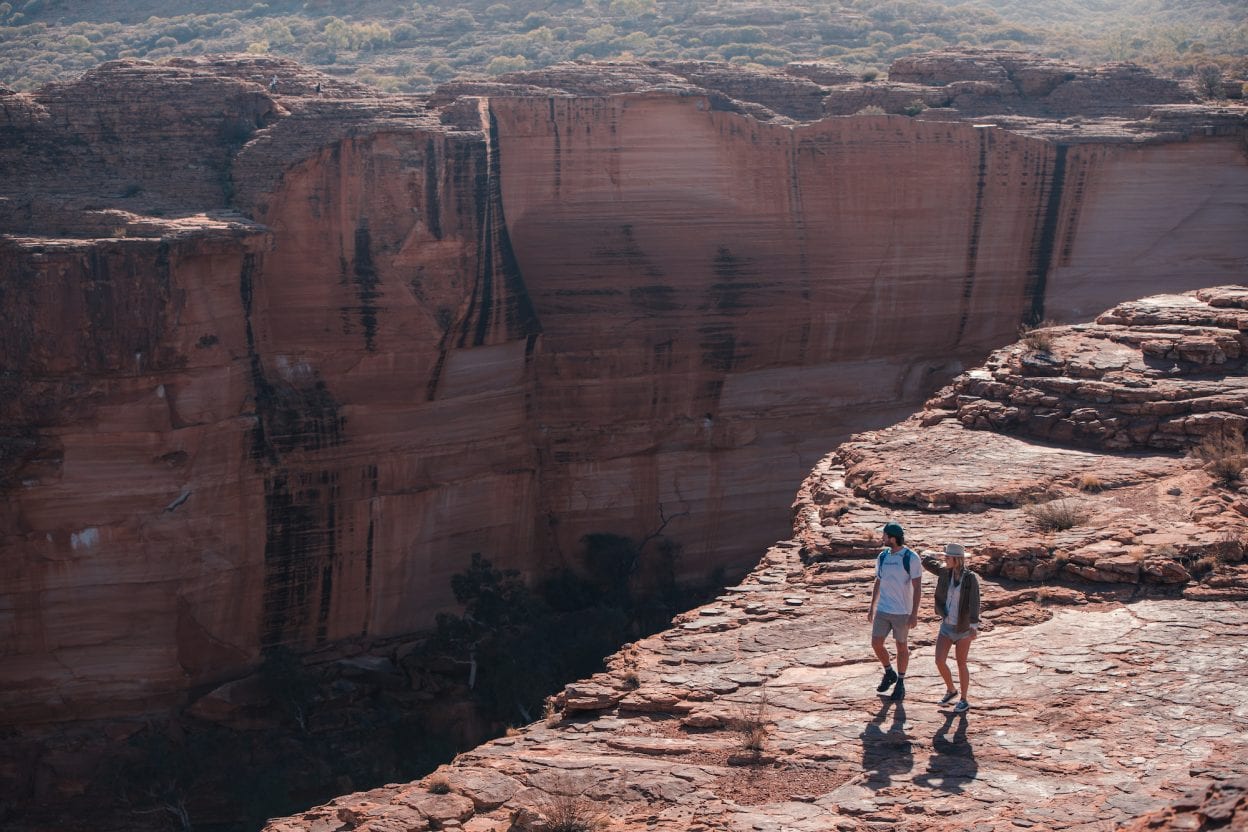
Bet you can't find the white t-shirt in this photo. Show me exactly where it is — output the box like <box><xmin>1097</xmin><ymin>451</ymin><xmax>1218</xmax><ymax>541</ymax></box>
<box><xmin>875</xmin><ymin>547</ymin><xmax>921</xmax><ymax>615</ymax></box>
<box><xmin>945</xmin><ymin>576</ymin><xmax>962</xmax><ymax>627</ymax></box>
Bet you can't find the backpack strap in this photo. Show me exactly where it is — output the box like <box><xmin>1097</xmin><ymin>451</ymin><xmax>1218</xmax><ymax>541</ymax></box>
<box><xmin>878</xmin><ymin>548</ymin><xmax>914</xmax><ymax>574</ymax></box>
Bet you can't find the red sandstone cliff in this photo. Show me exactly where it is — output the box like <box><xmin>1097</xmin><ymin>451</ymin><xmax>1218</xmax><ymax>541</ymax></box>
<box><xmin>1</xmin><ymin>53</ymin><xmax>1247</xmax><ymax>738</ymax></box>
<box><xmin>261</xmin><ymin>288</ymin><xmax>1248</xmax><ymax>832</ymax></box>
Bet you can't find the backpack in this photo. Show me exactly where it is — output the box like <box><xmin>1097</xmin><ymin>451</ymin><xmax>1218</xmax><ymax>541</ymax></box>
<box><xmin>877</xmin><ymin>547</ymin><xmax>913</xmax><ymax>576</ymax></box>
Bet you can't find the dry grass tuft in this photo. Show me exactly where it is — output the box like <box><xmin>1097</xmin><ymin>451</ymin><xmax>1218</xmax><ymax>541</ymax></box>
<box><xmin>1024</xmin><ymin>498</ymin><xmax>1088</xmax><ymax>532</ymax></box>
<box><xmin>426</xmin><ymin>775</ymin><xmax>451</xmax><ymax>795</ymax></box>
<box><xmin>1076</xmin><ymin>473</ymin><xmax>1103</xmax><ymax>493</ymax></box>
<box><xmin>1019</xmin><ymin>319</ymin><xmax>1058</xmax><ymax>353</ymax></box>
<box><xmin>732</xmin><ymin>685</ymin><xmax>769</xmax><ymax>754</ymax></box>
<box><xmin>1213</xmin><ymin>531</ymin><xmax>1246</xmax><ymax>564</ymax></box>
<box><xmin>1034</xmin><ymin>586</ymin><xmax>1061</xmax><ymax>603</ymax></box>
<box><xmin>1193</xmin><ymin>432</ymin><xmax>1247</xmax><ymax>486</ymax></box>
<box><xmin>1193</xmin><ymin>555</ymin><xmax>1218</xmax><ymax>575</ymax></box>
<box><xmin>622</xmin><ymin>670</ymin><xmax>640</xmax><ymax>690</ymax></box>
<box><xmin>543</xmin><ymin>780</ymin><xmax>608</xmax><ymax>832</ymax></box>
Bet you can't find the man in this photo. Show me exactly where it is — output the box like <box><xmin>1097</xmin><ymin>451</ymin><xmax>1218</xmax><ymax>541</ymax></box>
<box><xmin>867</xmin><ymin>521</ymin><xmax>922</xmax><ymax>700</ymax></box>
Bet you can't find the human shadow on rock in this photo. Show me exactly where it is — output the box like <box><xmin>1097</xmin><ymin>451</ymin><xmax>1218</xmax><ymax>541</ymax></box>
<box><xmin>859</xmin><ymin>699</ymin><xmax>913</xmax><ymax>790</ymax></box>
<box><xmin>915</xmin><ymin>711</ymin><xmax>978</xmax><ymax>794</ymax></box>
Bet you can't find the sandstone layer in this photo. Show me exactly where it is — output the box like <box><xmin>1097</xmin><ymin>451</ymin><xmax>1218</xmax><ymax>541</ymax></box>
<box><xmin>2</xmin><ymin>53</ymin><xmax>1247</xmax><ymax>732</ymax></box>
<box><xmin>265</xmin><ymin>289</ymin><xmax>1248</xmax><ymax>832</ymax></box>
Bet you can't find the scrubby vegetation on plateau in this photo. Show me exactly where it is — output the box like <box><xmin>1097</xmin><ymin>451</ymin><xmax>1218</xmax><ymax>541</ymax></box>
<box><xmin>0</xmin><ymin>0</ymin><xmax>1245</xmax><ymax>93</ymax></box>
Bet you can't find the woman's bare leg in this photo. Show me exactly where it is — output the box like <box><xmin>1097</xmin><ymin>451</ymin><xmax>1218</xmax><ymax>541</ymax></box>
<box><xmin>954</xmin><ymin>634</ymin><xmax>974</xmax><ymax>699</ymax></box>
<box><xmin>934</xmin><ymin>634</ymin><xmax>955</xmax><ymax>693</ymax></box>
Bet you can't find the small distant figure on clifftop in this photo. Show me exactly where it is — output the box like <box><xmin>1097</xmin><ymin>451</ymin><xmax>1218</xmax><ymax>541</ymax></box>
<box><xmin>868</xmin><ymin>521</ymin><xmax>922</xmax><ymax>702</ymax></box>
<box><xmin>268</xmin><ymin>75</ymin><xmax>278</xmax><ymax>92</ymax></box>
<box><xmin>922</xmin><ymin>543</ymin><xmax>981</xmax><ymax>714</ymax></box>
<box><xmin>314</xmin><ymin>82</ymin><xmax>322</xmax><ymax>95</ymax></box>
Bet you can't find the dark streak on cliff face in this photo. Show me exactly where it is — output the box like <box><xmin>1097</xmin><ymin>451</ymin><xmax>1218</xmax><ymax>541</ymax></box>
<box><xmin>1059</xmin><ymin>154</ymin><xmax>1090</xmax><ymax>268</ymax></box>
<box><xmin>351</xmin><ymin>224</ymin><xmax>381</xmax><ymax>352</ymax></box>
<box><xmin>241</xmin><ymin>249</ymin><xmax>352</xmax><ymax>648</ymax></box>
<box><xmin>1025</xmin><ymin>143</ymin><xmax>1070</xmax><ymax>326</ymax></box>
<box><xmin>261</xmin><ymin>472</ymin><xmax>322</xmax><ymax>648</ymax></box>
<box><xmin>458</xmin><ymin>106</ymin><xmax>541</xmax><ymax>348</ymax></box>
<box><xmin>424</xmin><ymin>138</ymin><xmax>443</xmax><ymax>241</ymax></box>
<box><xmin>239</xmin><ymin>253</ymin><xmax>279</xmax><ymax>465</ymax></box>
<box><xmin>955</xmin><ymin>129</ymin><xmax>990</xmax><ymax>346</ymax></box>
<box><xmin>549</xmin><ymin>98</ymin><xmax>562</xmax><ymax>199</ymax></box>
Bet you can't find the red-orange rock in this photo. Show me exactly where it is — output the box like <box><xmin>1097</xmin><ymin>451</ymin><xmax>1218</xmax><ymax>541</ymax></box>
<box><xmin>2</xmin><ymin>54</ymin><xmax>1246</xmax><ymax>735</ymax></box>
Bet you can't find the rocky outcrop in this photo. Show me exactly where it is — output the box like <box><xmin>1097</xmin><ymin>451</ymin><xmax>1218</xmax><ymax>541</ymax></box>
<box><xmin>796</xmin><ymin>289</ymin><xmax>1248</xmax><ymax>594</ymax></box>
<box><xmin>263</xmin><ymin>289</ymin><xmax>1248</xmax><ymax>832</ymax></box>
<box><xmin>878</xmin><ymin>49</ymin><xmax>1197</xmax><ymax>118</ymax></box>
<box><xmin>2</xmin><ymin>55</ymin><xmax>1246</xmax><ymax>735</ymax></box>
<box><xmin>1122</xmin><ymin>778</ymin><xmax>1248</xmax><ymax>831</ymax></box>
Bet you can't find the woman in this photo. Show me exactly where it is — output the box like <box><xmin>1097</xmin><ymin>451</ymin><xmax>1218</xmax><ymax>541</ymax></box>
<box><xmin>922</xmin><ymin>543</ymin><xmax>981</xmax><ymax>713</ymax></box>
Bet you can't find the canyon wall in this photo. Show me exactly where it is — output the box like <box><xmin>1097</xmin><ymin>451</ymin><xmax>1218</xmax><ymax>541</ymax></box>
<box><xmin>2</xmin><ymin>55</ymin><xmax>1247</xmax><ymax>729</ymax></box>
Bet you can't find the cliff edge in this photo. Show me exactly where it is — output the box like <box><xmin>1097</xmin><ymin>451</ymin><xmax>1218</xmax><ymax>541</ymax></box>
<box><xmin>264</xmin><ymin>288</ymin><xmax>1248</xmax><ymax>832</ymax></box>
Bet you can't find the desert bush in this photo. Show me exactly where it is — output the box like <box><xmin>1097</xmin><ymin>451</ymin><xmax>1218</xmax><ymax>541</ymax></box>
<box><xmin>860</xmin><ymin>68</ymin><xmax>879</xmax><ymax>81</ymax></box>
<box><xmin>425</xmin><ymin>59</ymin><xmax>455</xmax><ymax>79</ymax></box>
<box><xmin>426</xmin><ymin>775</ymin><xmax>451</xmax><ymax>794</ymax></box>
<box><xmin>1195</xmin><ymin>63</ymin><xmax>1224</xmax><ymax>98</ymax></box>
<box><xmin>1193</xmin><ymin>555</ymin><xmax>1218</xmax><ymax>574</ymax></box>
<box><xmin>855</xmin><ymin>104</ymin><xmax>886</xmax><ymax>115</ymax></box>
<box><xmin>302</xmin><ymin>41</ymin><xmax>335</xmax><ymax>63</ymax></box>
<box><xmin>733</xmin><ymin>685</ymin><xmax>769</xmax><ymax>753</ymax></box>
<box><xmin>1210</xmin><ymin>531</ymin><xmax>1246</xmax><ymax>564</ymax></box>
<box><xmin>543</xmin><ymin>788</ymin><xmax>606</xmax><ymax>832</ymax></box>
<box><xmin>1194</xmin><ymin>431</ymin><xmax>1247</xmax><ymax>485</ymax></box>
<box><xmin>1024</xmin><ymin>498</ymin><xmax>1088</xmax><ymax>532</ymax></box>
<box><xmin>902</xmin><ymin>97</ymin><xmax>926</xmax><ymax>115</ymax></box>
<box><xmin>486</xmin><ymin>54</ymin><xmax>528</xmax><ymax>74</ymax></box>
<box><xmin>1019</xmin><ymin>319</ymin><xmax>1058</xmax><ymax>353</ymax></box>
<box><xmin>1076</xmin><ymin>473</ymin><xmax>1103</xmax><ymax>493</ymax></box>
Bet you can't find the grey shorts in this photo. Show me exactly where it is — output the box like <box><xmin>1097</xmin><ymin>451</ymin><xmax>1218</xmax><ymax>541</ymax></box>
<box><xmin>871</xmin><ymin>612</ymin><xmax>911</xmax><ymax>642</ymax></box>
<box><xmin>938</xmin><ymin>621</ymin><xmax>976</xmax><ymax>642</ymax></box>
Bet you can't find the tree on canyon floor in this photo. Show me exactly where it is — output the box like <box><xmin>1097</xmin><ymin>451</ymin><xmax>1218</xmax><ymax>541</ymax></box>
<box><xmin>428</xmin><ymin>529</ymin><xmax>721</xmax><ymax>726</ymax></box>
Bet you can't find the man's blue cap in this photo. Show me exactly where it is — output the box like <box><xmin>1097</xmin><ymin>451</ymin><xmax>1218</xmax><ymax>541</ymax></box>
<box><xmin>882</xmin><ymin>521</ymin><xmax>904</xmax><ymax>539</ymax></box>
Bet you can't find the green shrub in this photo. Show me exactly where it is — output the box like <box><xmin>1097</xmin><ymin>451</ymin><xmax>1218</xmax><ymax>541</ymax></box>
<box><xmin>486</xmin><ymin>54</ymin><xmax>528</xmax><ymax>74</ymax></box>
<box><xmin>1195</xmin><ymin>63</ymin><xmax>1224</xmax><ymax>99</ymax></box>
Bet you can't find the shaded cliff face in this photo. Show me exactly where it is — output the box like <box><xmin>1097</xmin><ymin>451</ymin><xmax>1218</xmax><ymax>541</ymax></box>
<box><xmin>494</xmin><ymin>93</ymin><xmax>1248</xmax><ymax>568</ymax></box>
<box><xmin>2</xmin><ymin>55</ymin><xmax>1247</xmax><ymax>731</ymax></box>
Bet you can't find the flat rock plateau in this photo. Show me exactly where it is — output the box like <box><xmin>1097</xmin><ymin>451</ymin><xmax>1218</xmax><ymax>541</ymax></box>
<box><xmin>267</xmin><ymin>288</ymin><xmax>1248</xmax><ymax>832</ymax></box>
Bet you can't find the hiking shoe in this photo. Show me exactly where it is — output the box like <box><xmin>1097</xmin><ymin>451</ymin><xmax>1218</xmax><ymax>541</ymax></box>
<box><xmin>876</xmin><ymin>667</ymin><xmax>898</xmax><ymax>693</ymax></box>
<box><xmin>938</xmin><ymin>689</ymin><xmax>958</xmax><ymax>706</ymax></box>
<box><xmin>953</xmin><ymin>700</ymin><xmax>970</xmax><ymax>713</ymax></box>
<box><xmin>889</xmin><ymin>678</ymin><xmax>906</xmax><ymax>701</ymax></box>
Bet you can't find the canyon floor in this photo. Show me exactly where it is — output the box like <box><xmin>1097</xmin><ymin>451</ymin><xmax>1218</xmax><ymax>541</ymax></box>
<box><xmin>266</xmin><ymin>290</ymin><xmax>1248</xmax><ymax>832</ymax></box>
